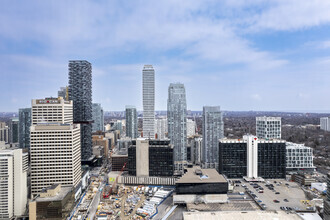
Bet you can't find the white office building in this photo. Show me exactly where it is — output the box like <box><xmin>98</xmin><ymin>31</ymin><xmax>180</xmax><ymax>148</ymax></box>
<box><xmin>0</xmin><ymin>147</ymin><xmax>28</xmax><ymax>219</ymax></box>
<box><xmin>30</xmin><ymin>124</ymin><xmax>81</xmax><ymax>197</ymax></box>
<box><xmin>286</xmin><ymin>142</ymin><xmax>315</xmax><ymax>171</ymax></box>
<box><xmin>155</xmin><ymin>118</ymin><xmax>168</xmax><ymax>139</ymax></box>
<box><xmin>187</xmin><ymin>119</ymin><xmax>196</xmax><ymax>137</ymax></box>
<box><xmin>142</xmin><ymin>65</ymin><xmax>155</xmax><ymax>138</ymax></box>
<box><xmin>31</xmin><ymin>97</ymin><xmax>73</xmax><ymax>125</ymax></box>
<box><xmin>320</xmin><ymin>117</ymin><xmax>330</xmax><ymax>131</ymax></box>
<box><xmin>256</xmin><ymin>116</ymin><xmax>281</xmax><ymax>139</ymax></box>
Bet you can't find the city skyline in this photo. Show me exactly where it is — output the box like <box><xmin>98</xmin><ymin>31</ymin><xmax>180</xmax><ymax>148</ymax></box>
<box><xmin>1</xmin><ymin>1</ymin><xmax>330</xmax><ymax>112</ymax></box>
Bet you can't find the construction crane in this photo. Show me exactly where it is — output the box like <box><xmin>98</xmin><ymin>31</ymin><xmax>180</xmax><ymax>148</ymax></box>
<box><xmin>103</xmin><ymin>162</ymin><xmax>126</xmax><ymax>198</ymax></box>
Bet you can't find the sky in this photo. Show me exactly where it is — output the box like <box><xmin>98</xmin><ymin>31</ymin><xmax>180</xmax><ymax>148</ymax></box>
<box><xmin>1</xmin><ymin>0</ymin><xmax>330</xmax><ymax>112</ymax></box>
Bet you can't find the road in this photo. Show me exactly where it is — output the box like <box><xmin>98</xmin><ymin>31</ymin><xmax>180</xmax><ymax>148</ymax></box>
<box><xmin>153</xmin><ymin>196</ymin><xmax>173</xmax><ymax>220</ymax></box>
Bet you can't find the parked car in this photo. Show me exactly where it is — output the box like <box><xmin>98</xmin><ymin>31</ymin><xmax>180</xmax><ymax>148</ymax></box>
<box><xmin>273</xmin><ymin>200</ymin><xmax>280</xmax><ymax>203</ymax></box>
<box><xmin>284</xmin><ymin>199</ymin><xmax>289</xmax><ymax>202</ymax></box>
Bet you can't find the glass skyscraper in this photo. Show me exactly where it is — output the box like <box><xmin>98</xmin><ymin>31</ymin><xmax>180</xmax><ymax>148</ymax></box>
<box><xmin>202</xmin><ymin>106</ymin><xmax>224</xmax><ymax>169</ymax></box>
<box><xmin>9</xmin><ymin>117</ymin><xmax>19</xmax><ymax>144</ymax></box>
<box><xmin>92</xmin><ymin>103</ymin><xmax>104</xmax><ymax>132</ymax></box>
<box><xmin>167</xmin><ymin>83</ymin><xmax>187</xmax><ymax>171</ymax></box>
<box><xmin>142</xmin><ymin>65</ymin><xmax>155</xmax><ymax>138</ymax></box>
<box><xmin>125</xmin><ymin>106</ymin><xmax>138</xmax><ymax>139</ymax></box>
<box><xmin>18</xmin><ymin>108</ymin><xmax>31</xmax><ymax>148</ymax></box>
<box><xmin>68</xmin><ymin>60</ymin><xmax>93</xmax><ymax>161</ymax></box>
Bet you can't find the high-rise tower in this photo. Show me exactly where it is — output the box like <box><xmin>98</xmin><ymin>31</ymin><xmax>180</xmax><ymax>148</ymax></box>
<box><xmin>92</xmin><ymin>103</ymin><xmax>104</xmax><ymax>132</ymax></box>
<box><xmin>68</xmin><ymin>60</ymin><xmax>93</xmax><ymax>161</ymax></box>
<box><xmin>125</xmin><ymin>106</ymin><xmax>138</xmax><ymax>139</ymax></box>
<box><xmin>167</xmin><ymin>83</ymin><xmax>187</xmax><ymax>171</ymax></box>
<box><xmin>18</xmin><ymin>108</ymin><xmax>31</xmax><ymax>148</ymax></box>
<box><xmin>256</xmin><ymin>116</ymin><xmax>281</xmax><ymax>139</ymax></box>
<box><xmin>202</xmin><ymin>106</ymin><xmax>224</xmax><ymax>169</ymax></box>
<box><xmin>142</xmin><ymin>65</ymin><xmax>155</xmax><ymax>138</ymax></box>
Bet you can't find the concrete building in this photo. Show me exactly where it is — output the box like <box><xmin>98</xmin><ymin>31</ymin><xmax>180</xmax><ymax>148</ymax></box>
<box><xmin>128</xmin><ymin>139</ymin><xmax>174</xmax><ymax>177</ymax></box>
<box><xmin>286</xmin><ymin>142</ymin><xmax>315</xmax><ymax>172</ymax></box>
<box><xmin>219</xmin><ymin>135</ymin><xmax>286</xmax><ymax>179</ymax></box>
<box><xmin>125</xmin><ymin>106</ymin><xmax>138</xmax><ymax>139</ymax></box>
<box><xmin>324</xmin><ymin>173</ymin><xmax>330</xmax><ymax>220</ymax></box>
<box><xmin>31</xmin><ymin>97</ymin><xmax>73</xmax><ymax>125</ymax></box>
<box><xmin>155</xmin><ymin>118</ymin><xmax>167</xmax><ymax>139</ymax></box>
<box><xmin>92</xmin><ymin>103</ymin><xmax>104</xmax><ymax>132</ymax></box>
<box><xmin>256</xmin><ymin>116</ymin><xmax>281</xmax><ymax>139</ymax></box>
<box><xmin>29</xmin><ymin>184</ymin><xmax>75</xmax><ymax>220</ymax></box>
<box><xmin>0</xmin><ymin>147</ymin><xmax>28</xmax><ymax>219</ymax></box>
<box><xmin>19</xmin><ymin>108</ymin><xmax>31</xmax><ymax>148</ymax></box>
<box><xmin>9</xmin><ymin>117</ymin><xmax>19</xmax><ymax>144</ymax></box>
<box><xmin>57</xmin><ymin>86</ymin><xmax>68</xmax><ymax>100</ymax></box>
<box><xmin>0</xmin><ymin>122</ymin><xmax>9</xmax><ymax>143</ymax></box>
<box><xmin>320</xmin><ymin>117</ymin><xmax>330</xmax><ymax>132</ymax></box>
<box><xmin>291</xmin><ymin>173</ymin><xmax>316</xmax><ymax>186</ymax></box>
<box><xmin>142</xmin><ymin>65</ymin><xmax>155</xmax><ymax>138</ymax></box>
<box><xmin>92</xmin><ymin>135</ymin><xmax>110</xmax><ymax>158</ymax></box>
<box><xmin>167</xmin><ymin>83</ymin><xmax>187</xmax><ymax>171</ymax></box>
<box><xmin>202</xmin><ymin>106</ymin><xmax>224</xmax><ymax>169</ymax></box>
<box><xmin>174</xmin><ymin>166</ymin><xmax>228</xmax><ymax>205</ymax></box>
<box><xmin>187</xmin><ymin>119</ymin><xmax>196</xmax><ymax>137</ymax></box>
<box><xmin>30</xmin><ymin>124</ymin><xmax>81</xmax><ymax>197</ymax></box>
<box><xmin>68</xmin><ymin>60</ymin><xmax>93</xmax><ymax>161</ymax></box>
<box><xmin>111</xmin><ymin>154</ymin><xmax>128</xmax><ymax>171</ymax></box>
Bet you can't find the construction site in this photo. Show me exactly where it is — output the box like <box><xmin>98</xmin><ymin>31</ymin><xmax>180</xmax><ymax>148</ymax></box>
<box><xmin>96</xmin><ymin>184</ymin><xmax>173</xmax><ymax>220</ymax></box>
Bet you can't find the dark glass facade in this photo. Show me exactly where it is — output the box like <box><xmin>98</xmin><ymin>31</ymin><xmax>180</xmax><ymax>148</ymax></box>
<box><xmin>68</xmin><ymin>60</ymin><xmax>93</xmax><ymax>160</ymax></box>
<box><xmin>19</xmin><ymin>108</ymin><xmax>31</xmax><ymax>148</ymax></box>
<box><xmin>219</xmin><ymin>142</ymin><xmax>247</xmax><ymax>178</ymax></box>
<box><xmin>128</xmin><ymin>140</ymin><xmax>174</xmax><ymax>177</ymax></box>
<box><xmin>127</xmin><ymin>146</ymin><xmax>136</xmax><ymax>176</ymax></box>
<box><xmin>176</xmin><ymin>183</ymin><xmax>228</xmax><ymax>194</ymax></box>
<box><xmin>258</xmin><ymin>142</ymin><xmax>286</xmax><ymax>178</ymax></box>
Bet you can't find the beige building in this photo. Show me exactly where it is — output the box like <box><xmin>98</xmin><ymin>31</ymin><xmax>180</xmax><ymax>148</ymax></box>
<box><xmin>30</xmin><ymin>124</ymin><xmax>81</xmax><ymax>197</ymax></box>
<box><xmin>0</xmin><ymin>147</ymin><xmax>28</xmax><ymax>219</ymax></box>
<box><xmin>31</xmin><ymin>97</ymin><xmax>73</xmax><ymax>125</ymax></box>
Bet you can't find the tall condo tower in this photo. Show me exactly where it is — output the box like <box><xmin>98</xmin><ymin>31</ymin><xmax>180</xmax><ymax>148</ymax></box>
<box><xmin>68</xmin><ymin>60</ymin><xmax>93</xmax><ymax>161</ymax></box>
<box><xmin>202</xmin><ymin>106</ymin><xmax>224</xmax><ymax>169</ymax></box>
<box><xmin>167</xmin><ymin>83</ymin><xmax>187</xmax><ymax>171</ymax></box>
<box><xmin>18</xmin><ymin>108</ymin><xmax>31</xmax><ymax>148</ymax></box>
<box><xmin>142</xmin><ymin>65</ymin><xmax>155</xmax><ymax>138</ymax></box>
<box><xmin>92</xmin><ymin>103</ymin><xmax>104</xmax><ymax>132</ymax></box>
<box><xmin>126</xmin><ymin>105</ymin><xmax>138</xmax><ymax>139</ymax></box>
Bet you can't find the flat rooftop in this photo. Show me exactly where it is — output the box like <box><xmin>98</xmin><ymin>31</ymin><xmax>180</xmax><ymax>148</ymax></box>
<box><xmin>183</xmin><ymin>211</ymin><xmax>302</xmax><ymax>220</ymax></box>
<box><xmin>35</xmin><ymin>186</ymin><xmax>72</xmax><ymax>202</ymax></box>
<box><xmin>176</xmin><ymin>166</ymin><xmax>227</xmax><ymax>184</ymax></box>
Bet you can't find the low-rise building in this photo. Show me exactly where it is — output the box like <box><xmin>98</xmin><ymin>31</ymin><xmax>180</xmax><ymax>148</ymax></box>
<box><xmin>292</xmin><ymin>173</ymin><xmax>316</xmax><ymax>186</ymax></box>
<box><xmin>29</xmin><ymin>184</ymin><xmax>75</xmax><ymax>220</ymax></box>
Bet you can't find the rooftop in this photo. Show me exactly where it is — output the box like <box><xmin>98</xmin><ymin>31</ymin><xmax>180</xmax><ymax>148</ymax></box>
<box><xmin>176</xmin><ymin>166</ymin><xmax>227</xmax><ymax>184</ymax></box>
<box><xmin>35</xmin><ymin>186</ymin><xmax>72</xmax><ymax>202</ymax></box>
<box><xmin>183</xmin><ymin>211</ymin><xmax>302</xmax><ymax>220</ymax></box>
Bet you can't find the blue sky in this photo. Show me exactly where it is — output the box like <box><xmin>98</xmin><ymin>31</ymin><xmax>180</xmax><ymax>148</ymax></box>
<box><xmin>1</xmin><ymin>0</ymin><xmax>330</xmax><ymax>112</ymax></box>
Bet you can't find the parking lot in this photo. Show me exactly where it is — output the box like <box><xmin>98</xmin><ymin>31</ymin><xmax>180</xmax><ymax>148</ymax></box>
<box><xmin>233</xmin><ymin>179</ymin><xmax>309</xmax><ymax>211</ymax></box>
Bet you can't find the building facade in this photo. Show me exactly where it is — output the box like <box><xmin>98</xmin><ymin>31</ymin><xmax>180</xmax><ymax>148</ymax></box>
<box><xmin>125</xmin><ymin>106</ymin><xmax>138</xmax><ymax>139</ymax></box>
<box><xmin>167</xmin><ymin>83</ymin><xmax>187</xmax><ymax>171</ymax></box>
<box><xmin>142</xmin><ymin>65</ymin><xmax>155</xmax><ymax>138</ymax></box>
<box><xmin>155</xmin><ymin>118</ymin><xmax>167</xmax><ymax>139</ymax></box>
<box><xmin>0</xmin><ymin>122</ymin><xmax>9</xmax><ymax>143</ymax></box>
<box><xmin>320</xmin><ymin>117</ymin><xmax>330</xmax><ymax>132</ymax></box>
<box><xmin>19</xmin><ymin>108</ymin><xmax>31</xmax><ymax>148</ymax></box>
<box><xmin>31</xmin><ymin>97</ymin><xmax>73</xmax><ymax>125</ymax></box>
<box><xmin>92</xmin><ymin>103</ymin><xmax>104</xmax><ymax>132</ymax></box>
<box><xmin>202</xmin><ymin>106</ymin><xmax>224</xmax><ymax>169</ymax></box>
<box><xmin>286</xmin><ymin>142</ymin><xmax>315</xmax><ymax>171</ymax></box>
<box><xmin>219</xmin><ymin>135</ymin><xmax>286</xmax><ymax>179</ymax></box>
<box><xmin>30</xmin><ymin>124</ymin><xmax>81</xmax><ymax>197</ymax></box>
<box><xmin>256</xmin><ymin>116</ymin><xmax>281</xmax><ymax>139</ymax></box>
<box><xmin>187</xmin><ymin>136</ymin><xmax>202</xmax><ymax>165</ymax></box>
<box><xmin>58</xmin><ymin>86</ymin><xmax>68</xmax><ymax>100</ymax></box>
<box><xmin>68</xmin><ymin>60</ymin><xmax>93</xmax><ymax>160</ymax></box>
<box><xmin>187</xmin><ymin>119</ymin><xmax>196</xmax><ymax>137</ymax></box>
<box><xmin>128</xmin><ymin>139</ymin><xmax>174</xmax><ymax>177</ymax></box>
<box><xmin>0</xmin><ymin>148</ymin><xmax>28</xmax><ymax>219</ymax></box>
<box><xmin>9</xmin><ymin>117</ymin><xmax>19</xmax><ymax>144</ymax></box>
